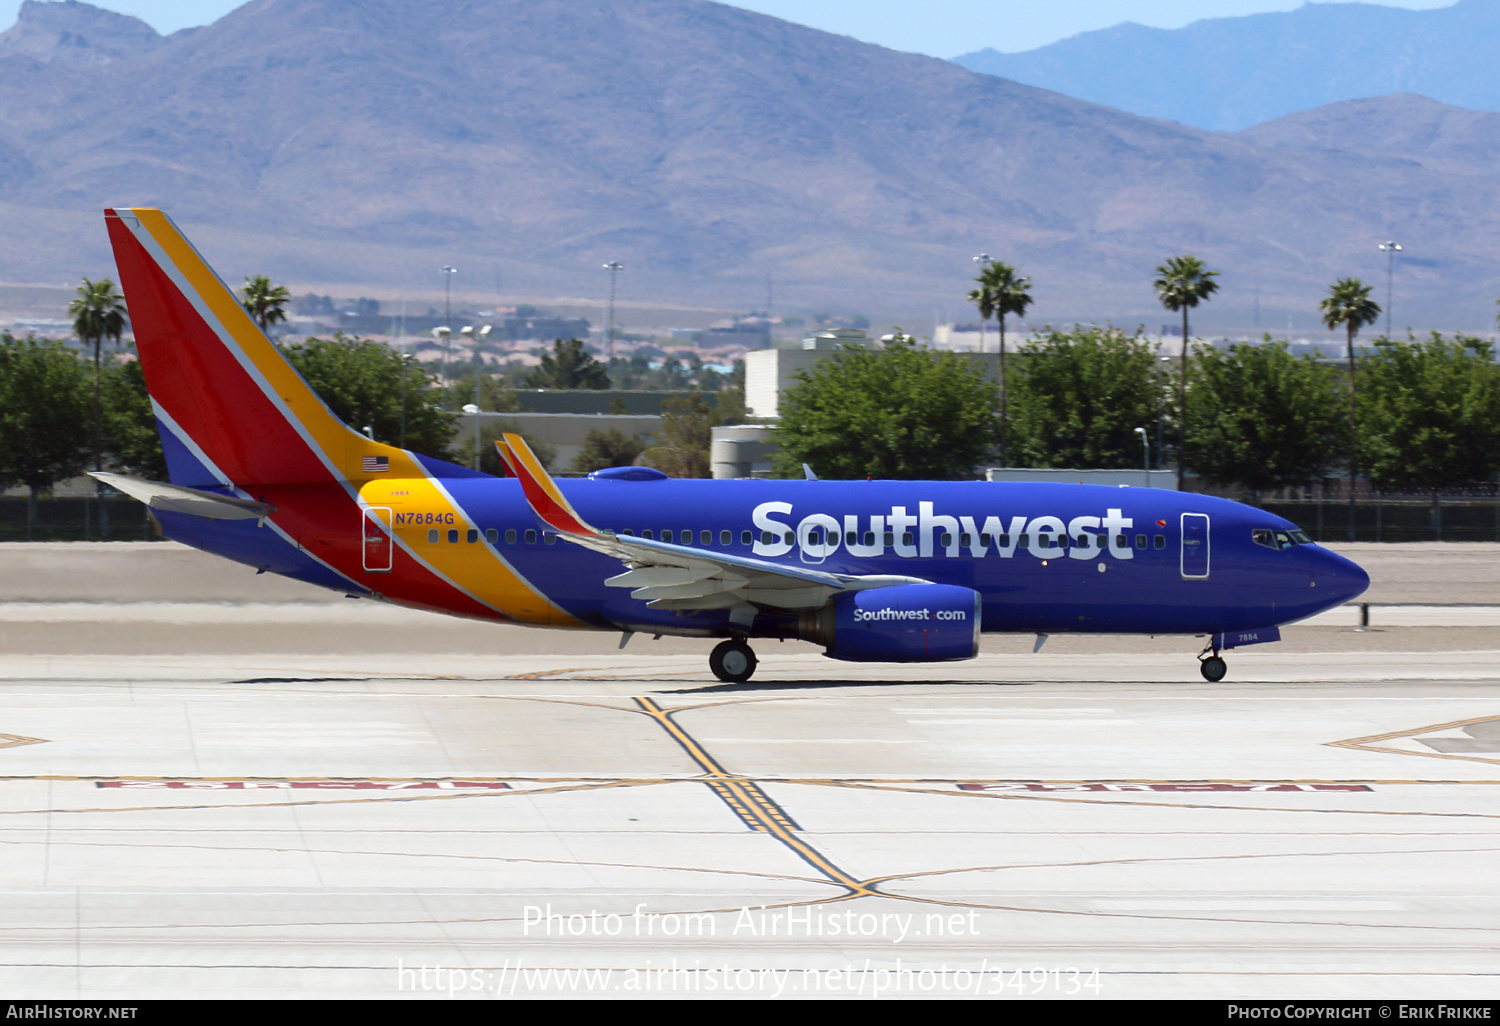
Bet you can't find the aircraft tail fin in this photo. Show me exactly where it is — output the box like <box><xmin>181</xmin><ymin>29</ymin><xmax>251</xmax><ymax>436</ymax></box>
<box><xmin>104</xmin><ymin>207</ymin><xmax>396</xmax><ymax>488</ymax></box>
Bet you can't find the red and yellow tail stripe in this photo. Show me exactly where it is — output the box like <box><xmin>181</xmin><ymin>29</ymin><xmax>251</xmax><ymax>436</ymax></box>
<box><xmin>105</xmin><ymin>208</ymin><xmax>578</xmax><ymax>627</ymax></box>
<box><xmin>497</xmin><ymin>433</ymin><xmax>599</xmax><ymax>538</ymax></box>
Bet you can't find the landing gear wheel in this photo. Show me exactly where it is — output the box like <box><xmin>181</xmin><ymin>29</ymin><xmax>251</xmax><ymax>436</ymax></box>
<box><xmin>710</xmin><ymin>639</ymin><xmax>757</xmax><ymax>683</ymax></box>
<box><xmin>1200</xmin><ymin>656</ymin><xmax>1227</xmax><ymax>682</ymax></box>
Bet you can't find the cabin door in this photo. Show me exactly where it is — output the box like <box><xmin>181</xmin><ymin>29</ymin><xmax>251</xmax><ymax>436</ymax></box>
<box><xmin>1180</xmin><ymin>513</ymin><xmax>1210</xmax><ymax>579</ymax></box>
<box><xmin>362</xmin><ymin>507</ymin><xmax>394</xmax><ymax>573</ymax></box>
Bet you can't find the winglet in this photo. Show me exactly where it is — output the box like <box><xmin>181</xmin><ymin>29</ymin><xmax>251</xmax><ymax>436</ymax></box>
<box><xmin>496</xmin><ymin>433</ymin><xmax>599</xmax><ymax>537</ymax></box>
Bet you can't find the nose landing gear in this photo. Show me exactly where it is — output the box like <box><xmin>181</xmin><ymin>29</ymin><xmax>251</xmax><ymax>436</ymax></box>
<box><xmin>710</xmin><ymin>639</ymin><xmax>758</xmax><ymax>683</ymax></box>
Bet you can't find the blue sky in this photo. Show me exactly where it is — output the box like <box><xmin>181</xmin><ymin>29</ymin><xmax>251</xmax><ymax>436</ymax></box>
<box><xmin>0</xmin><ymin>0</ymin><xmax>1459</xmax><ymax>55</ymax></box>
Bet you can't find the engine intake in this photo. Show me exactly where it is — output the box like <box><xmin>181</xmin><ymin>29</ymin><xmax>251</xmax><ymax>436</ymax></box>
<box><xmin>798</xmin><ymin>584</ymin><xmax>981</xmax><ymax>663</ymax></box>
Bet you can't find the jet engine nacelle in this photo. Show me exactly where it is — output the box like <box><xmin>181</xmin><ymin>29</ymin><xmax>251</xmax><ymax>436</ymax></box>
<box><xmin>798</xmin><ymin>584</ymin><xmax>981</xmax><ymax>663</ymax></box>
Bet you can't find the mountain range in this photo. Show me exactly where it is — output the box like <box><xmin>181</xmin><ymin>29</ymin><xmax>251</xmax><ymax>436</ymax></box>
<box><xmin>954</xmin><ymin>0</ymin><xmax>1500</xmax><ymax>133</ymax></box>
<box><xmin>0</xmin><ymin>0</ymin><xmax>1498</xmax><ymax>331</ymax></box>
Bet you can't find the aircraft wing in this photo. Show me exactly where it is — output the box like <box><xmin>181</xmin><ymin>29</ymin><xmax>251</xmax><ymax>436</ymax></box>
<box><xmin>90</xmin><ymin>472</ymin><xmax>276</xmax><ymax>522</ymax></box>
<box><xmin>496</xmin><ymin>434</ymin><xmax>927</xmax><ymax>614</ymax></box>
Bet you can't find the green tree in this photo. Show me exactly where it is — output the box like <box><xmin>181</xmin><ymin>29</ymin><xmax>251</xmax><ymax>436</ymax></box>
<box><xmin>714</xmin><ymin>363</ymin><xmax>747</xmax><ymax>425</ymax></box>
<box><xmin>1358</xmin><ymin>333</ymin><xmax>1500</xmax><ymax>536</ymax></box>
<box><xmin>1185</xmin><ymin>339</ymin><xmax>1343</xmax><ymax>502</ymax></box>
<box><xmin>1153</xmin><ymin>255</ymin><xmax>1219</xmax><ymax>488</ymax></box>
<box><xmin>0</xmin><ymin>335</ymin><xmax>92</xmax><ymax>539</ymax></box>
<box><xmin>569</xmin><ymin>428</ymin><xmax>647</xmax><ymax>474</ymax></box>
<box><xmin>967</xmin><ymin>270</ymin><xmax>996</xmax><ymax>354</ymax></box>
<box><xmin>642</xmin><ymin>394</ymin><xmax>715</xmax><ymax>479</ymax></box>
<box><xmin>524</xmin><ymin>338</ymin><xmax>611</xmax><ymax>390</ymax></box>
<box><xmin>69</xmin><ymin>277</ymin><xmax>127</xmax><ymax>536</ymax></box>
<box><xmin>281</xmin><ymin>334</ymin><xmax>455</xmax><ymax>458</ymax></box>
<box><xmin>451</xmin><ymin>419</ymin><xmax>556</xmax><ymax>476</ymax></box>
<box><xmin>241</xmin><ymin>275</ymin><xmax>291</xmax><ymax>333</ymax></box>
<box><xmin>771</xmin><ymin>332</ymin><xmax>1000</xmax><ymax>480</ymax></box>
<box><xmin>1007</xmin><ymin>326</ymin><xmax>1162</xmax><ymax>469</ymax></box>
<box><xmin>101</xmin><ymin>354</ymin><xmax>169</xmax><ymax>481</ymax></box>
<box><xmin>1320</xmin><ymin>277</ymin><xmax>1382</xmax><ymax>538</ymax></box>
<box><xmin>981</xmin><ymin>262</ymin><xmax>1034</xmax><ymax>459</ymax></box>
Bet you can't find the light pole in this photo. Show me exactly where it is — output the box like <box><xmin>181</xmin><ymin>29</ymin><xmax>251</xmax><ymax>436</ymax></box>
<box><xmin>440</xmin><ymin>265</ymin><xmax>457</xmax><ymax>386</ymax></box>
<box><xmin>431</xmin><ymin>326</ymin><xmax>450</xmax><ymax>406</ymax></box>
<box><xmin>1156</xmin><ymin>355</ymin><xmax>1170</xmax><ymax>471</ymax></box>
<box><xmin>1134</xmin><ymin>427</ymin><xmax>1150</xmax><ymax>486</ymax></box>
<box><xmin>399</xmin><ymin>350</ymin><xmax>411</xmax><ymax>449</ymax></box>
<box><xmin>603</xmin><ymin>261</ymin><xmax>623</xmax><ymax>362</ymax></box>
<box><xmin>1379</xmin><ymin>241</ymin><xmax>1401</xmax><ymax>337</ymax></box>
<box><xmin>466</xmin><ymin>324</ymin><xmax>492</xmax><ymax>470</ymax></box>
<box><xmin>972</xmin><ymin>253</ymin><xmax>991</xmax><ymax>353</ymax></box>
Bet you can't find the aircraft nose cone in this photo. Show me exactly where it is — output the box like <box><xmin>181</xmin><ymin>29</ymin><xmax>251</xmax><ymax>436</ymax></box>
<box><xmin>1313</xmin><ymin>547</ymin><xmax>1370</xmax><ymax>606</ymax></box>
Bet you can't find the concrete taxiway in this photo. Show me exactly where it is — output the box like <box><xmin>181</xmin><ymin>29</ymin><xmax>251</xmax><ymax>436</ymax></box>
<box><xmin>0</xmin><ymin>542</ymin><xmax>1498</xmax><ymax>999</ymax></box>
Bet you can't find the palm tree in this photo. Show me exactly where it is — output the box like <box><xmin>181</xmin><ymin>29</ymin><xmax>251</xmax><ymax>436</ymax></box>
<box><xmin>984</xmin><ymin>262</ymin><xmax>1033</xmax><ymax>462</ymax></box>
<box><xmin>241</xmin><ymin>275</ymin><xmax>291</xmax><ymax>333</ymax></box>
<box><xmin>1153</xmin><ymin>255</ymin><xmax>1220</xmax><ymax>489</ymax></box>
<box><xmin>966</xmin><ymin>275</ymin><xmax>996</xmax><ymax>355</ymax></box>
<box><xmin>69</xmin><ymin>277</ymin><xmax>128</xmax><ymax>539</ymax></box>
<box><xmin>1320</xmin><ymin>277</ymin><xmax>1381</xmax><ymax>540</ymax></box>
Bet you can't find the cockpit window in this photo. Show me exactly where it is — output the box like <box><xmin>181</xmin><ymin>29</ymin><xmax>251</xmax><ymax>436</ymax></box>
<box><xmin>1253</xmin><ymin>527</ymin><xmax>1312</xmax><ymax>550</ymax></box>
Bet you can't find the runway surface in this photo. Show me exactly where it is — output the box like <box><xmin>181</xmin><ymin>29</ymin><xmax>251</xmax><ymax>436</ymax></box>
<box><xmin>1</xmin><ymin>543</ymin><xmax>1498</xmax><ymax>999</ymax></box>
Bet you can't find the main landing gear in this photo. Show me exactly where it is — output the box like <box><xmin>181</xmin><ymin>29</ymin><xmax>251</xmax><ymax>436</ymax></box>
<box><xmin>1198</xmin><ymin>647</ymin><xmax>1227</xmax><ymax>682</ymax></box>
<box><xmin>710</xmin><ymin>639</ymin><xmax>758</xmax><ymax>683</ymax></box>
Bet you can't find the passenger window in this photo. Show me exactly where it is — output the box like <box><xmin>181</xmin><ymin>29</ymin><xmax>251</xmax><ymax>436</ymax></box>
<box><xmin>428</xmin><ymin>529</ymin><xmax>439</xmax><ymax>544</ymax></box>
<box><xmin>505</xmin><ymin>529</ymin><xmax>517</xmax><ymax>544</ymax></box>
<box><xmin>1114</xmin><ymin>535</ymin><xmax>1127</xmax><ymax>548</ymax></box>
<box><xmin>960</xmin><ymin>533</ymin><xmax>972</xmax><ymax>547</ymax></box>
<box><xmin>622</xmin><ymin>529</ymin><xmax>634</xmax><ymax>536</ymax></box>
<box><xmin>485</xmin><ymin>528</ymin><xmax>498</xmax><ymax>544</ymax></box>
<box><xmin>939</xmin><ymin>532</ymin><xmax>953</xmax><ymax>548</ymax></box>
<box><xmin>702</xmin><ymin>530</ymin><xmax>712</xmax><ymax>545</ymax></box>
<box><xmin>845</xmin><ymin>531</ymin><xmax>857</xmax><ymax>545</ymax></box>
<box><xmin>1154</xmin><ymin>535</ymin><xmax>1165</xmax><ymax>549</ymax></box>
<box><xmin>902</xmin><ymin>532</ymin><xmax>914</xmax><ymax>547</ymax></box>
<box><xmin>642</xmin><ymin>530</ymin><xmax>654</xmax><ymax>540</ymax></box>
<box><xmin>884</xmin><ymin>531</ymin><xmax>894</xmax><ymax>546</ymax></box>
<box><xmin>447</xmin><ymin>528</ymin><xmax>458</xmax><ymax>544</ymax></box>
<box><xmin>525</xmin><ymin>529</ymin><xmax>537</xmax><ymax>544</ymax></box>
<box><xmin>1018</xmin><ymin>534</ymin><xmax>1029</xmax><ymax>548</ymax></box>
<box><xmin>741</xmin><ymin>530</ymin><xmax>752</xmax><ymax>545</ymax></box>
<box><xmin>761</xmin><ymin>530</ymin><xmax>774</xmax><ymax>545</ymax></box>
<box><xmin>466</xmin><ymin>529</ymin><xmax>478</xmax><ymax>543</ymax></box>
<box><xmin>1135</xmin><ymin>534</ymin><xmax>1146</xmax><ymax>549</ymax></box>
<box><xmin>1074</xmin><ymin>534</ymin><xmax>1090</xmax><ymax>549</ymax></box>
<box><xmin>720</xmin><ymin>530</ymin><xmax>731</xmax><ymax>545</ymax></box>
<box><xmin>998</xmin><ymin>533</ymin><xmax>1009</xmax><ymax>546</ymax></box>
<box><xmin>544</xmin><ymin>532</ymin><xmax>557</xmax><ymax>545</ymax></box>
<box><xmin>863</xmin><ymin>532</ymin><xmax>874</xmax><ymax>546</ymax></box>
<box><xmin>980</xmin><ymin>533</ymin><xmax>992</xmax><ymax>547</ymax></box>
<box><xmin>661</xmin><ymin>530</ymin><xmax>673</xmax><ymax>543</ymax></box>
<box><xmin>784</xmin><ymin>532</ymin><xmax>794</xmax><ymax>545</ymax></box>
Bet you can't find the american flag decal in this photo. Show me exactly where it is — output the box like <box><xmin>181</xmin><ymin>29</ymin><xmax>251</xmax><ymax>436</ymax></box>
<box><xmin>363</xmin><ymin>456</ymin><xmax>389</xmax><ymax>473</ymax></box>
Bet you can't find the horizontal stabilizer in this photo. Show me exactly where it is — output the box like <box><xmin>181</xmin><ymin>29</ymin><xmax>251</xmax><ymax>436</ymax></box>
<box><xmin>90</xmin><ymin>472</ymin><xmax>276</xmax><ymax>521</ymax></box>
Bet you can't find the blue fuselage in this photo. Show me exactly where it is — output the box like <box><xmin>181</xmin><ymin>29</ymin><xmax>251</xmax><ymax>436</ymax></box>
<box><xmin>161</xmin><ymin>473</ymin><xmax>1369</xmax><ymax>641</ymax></box>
